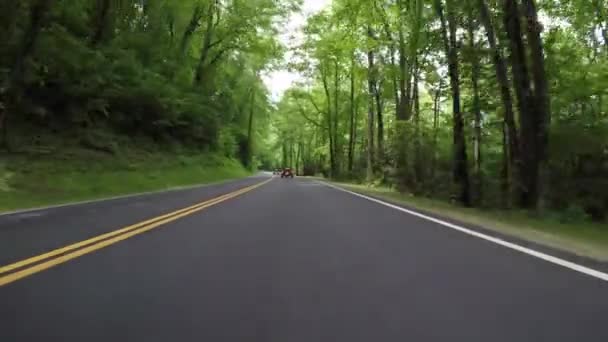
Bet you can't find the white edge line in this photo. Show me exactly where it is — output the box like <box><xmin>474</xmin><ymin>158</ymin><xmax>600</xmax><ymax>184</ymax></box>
<box><xmin>320</xmin><ymin>181</ymin><xmax>608</xmax><ymax>282</ymax></box>
<box><xmin>0</xmin><ymin>174</ymin><xmax>266</xmax><ymax>217</ymax></box>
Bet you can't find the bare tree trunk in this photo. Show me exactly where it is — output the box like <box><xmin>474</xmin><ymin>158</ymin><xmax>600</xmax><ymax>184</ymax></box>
<box><xmin>430</xmin><ymin>82</ymin><xmax>442</xmax><ymax>183</ymax></box>
<box><xmin>295</xmin><ymin>142</ymin><xmax>302</xmax><ymax>175</ymax></box>
<box><xmin>245</xmin><ymin>88</ymin><xmax>255</xmax><ymax>168</ymax></box>
<box><xmin>503</xmin><ymin>0</ymin><xmax>542</xmax><ymax>209</ymax></box>
<box><xmin>366</xmin><ymin>44</ymin><xmax>376</xmax><ymax>182</ymax></box>
<box><xmin>282</xmin><ymin>142</ymin><xmax>287</xmax><ymax>168</ymax></box>
<box><xmin>375</xmin><ymin>80</ymin><xmax>384</xmax><ymax>164</ymax></box>
<box><xmin>397</xmin><ymin>0</ymin><xmax>412</xmax><ymax>121</ymax></box>
<box><xmin>413</xmin><ymin>60</ymin><xmax>423</xmax><ymax>190</ymax></box>
<box><xmin>348</xmin><ymin>52</ymin><xmax>356</xmax><ymax>172</ymax></box>
<box><xmin>321</xmin><ymin>64</ymin><xmax>337</xmax><ymax>177</ymax></box>
<box><xmin>522</xmin><ymin>0</ymin><xmax>551</xmax><ymax>209</ymax></box>
<box><xmin>333</xmin><ymin>59</ymin><xmax>340</xmax><ymax>174</ymax></box>
<box><xmin>478</xmin><ymin>0</ymin><xmax>520</xmax><ymax>204</ymax></box>
<box><xmin>436</xmin><ymin>0</ymin><xmax>472</xmax><ymax>206</ymax></box>
<box><xmin>522</xmin><ymin>0</ymin><xmax>551</xmax><ymax>160</ymax></box>
<box><xmin>501</xmin><ymin>121</ymin><xmax>510</xmax><ymax>206</ymax></box>
<box><xmin>468</xmin><ymin>12</ymin><xmax>483</xmax><ymax>203</ymax></box>
<box><xmin>389</xmin><ymin>48</ymin><xmax>401</xmax><ymax>117</ymax></box>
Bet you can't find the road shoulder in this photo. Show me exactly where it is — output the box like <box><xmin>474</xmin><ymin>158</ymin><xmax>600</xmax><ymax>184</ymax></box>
<box><xmin>323</xmin><ymin>181</ymin><xmax>608</xmax><ymax>272</ymax></box>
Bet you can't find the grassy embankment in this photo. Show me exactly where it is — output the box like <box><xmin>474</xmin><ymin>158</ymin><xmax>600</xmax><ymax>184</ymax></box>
<box><xmin>330</xmin><ymin>181</ymin><xmax>608</xmax><ymax>261</ymax></box>
<box><xmin>0</xmin><ymin>146</ymin><xmax>251</xmax><ymax>212</ymax></box>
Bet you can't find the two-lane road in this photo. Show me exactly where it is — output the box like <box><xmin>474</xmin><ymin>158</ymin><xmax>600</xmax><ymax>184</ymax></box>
<box><xmin>1</xmin><ymin>176</ymin><xmax>607</xmax><ymax>341</ymax></box>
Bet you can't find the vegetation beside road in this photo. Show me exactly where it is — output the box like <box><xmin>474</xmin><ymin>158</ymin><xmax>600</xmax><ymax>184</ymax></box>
<box><xmin>0</xmin><ymin>148</ymin><xmax>250</xmax><ymax>212</ymax></box>
<box><xmin>332</xmin><ymin>181</ymin><xmax>608</xmax><ymax>261</ymax></box>
<box><xmin>274</xmin><ymin>0</ymin><xmax>608</xmax><ymax>228</ymax></box>
<box><xmin>0</xmin><ymin>1</ymin><xmax>291</xmax><ymax>211</ymax></box>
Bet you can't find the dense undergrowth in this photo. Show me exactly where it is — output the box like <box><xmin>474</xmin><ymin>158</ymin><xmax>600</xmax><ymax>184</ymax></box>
<box><xmin>0</xmin><ymin>1</ymin><xmax>289</xmax><ymax>210</ymax></box>
<box><xmin>0</xmin><ymin>141</ymin><xmax>250</xmax><ymax>212</ymax></box>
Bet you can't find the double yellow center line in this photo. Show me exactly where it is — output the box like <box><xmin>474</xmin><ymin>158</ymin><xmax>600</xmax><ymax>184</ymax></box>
<box><xmin>0</xmin><ymin>179</ymin><xmax>272</xmax><ymax>287</ymax></box>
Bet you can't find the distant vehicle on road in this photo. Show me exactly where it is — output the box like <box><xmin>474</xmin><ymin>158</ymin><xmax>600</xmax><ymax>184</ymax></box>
<box><xmin>280</xmin><ymin>168</ymin><xmax>294</xmax><ymax>178</ymax></box>
<box><xmin>273</xmin><ymin>169</ymin><xmax>281</xmax><ymax>175</ymax></box>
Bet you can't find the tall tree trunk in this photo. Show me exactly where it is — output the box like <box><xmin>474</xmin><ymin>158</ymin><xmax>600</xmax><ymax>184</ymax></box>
<box><xmin>375</xmin><ymin>80</ymin><xmax>384</xmax><ymax>164</ymax></box>
<box><xmin>522</xmin><ymin>0</ymin><xmax>551</xmax><ymax>163</ymax></box>
<box><xmin>295</xmin><ymin>142</ymin><xmax>301</xmax><ymax>175</ymax></box>
<box><xmin>413</xmin><ymin>60</ymin><xmax>423</xmax><ymax>190</ymax></box>
<box><xmin>431</xmin><ymin>81</ymin><xmax>442</xmax><ymax>184</ymax></box>
<box><xmin>389</xmin><ymin>46</ymin><xmax>401</xmax><ymax>117</ymax></box>
<box><xmin>477</xmin><ymin>0</ymin><xmax>520</xmax><ymax>205</ymax></box>
<box><xmin>501</xmin><ymin>121</ymin><xmax>510</xmax><ymax>207</ymax></box>
<box><xmin>468</xmin><ymin>12</ymin><xmax>483</xmax><ymax>203</ymax></box>
<box><xmin>289</xmin><ymin>142</ymin><xmax>294</xmax><ymax>168</ymax></box>
<box><xmin>436</xmin><ymin>0</ymin><xmax>472</xmax><ymax>206</ymax></box>
<box><xmin>245</xmin><ymin>88</ymin><xmax>255</xmax><ymax>168</ymax></box>
<box><xmin>503</xmin><ymin>0</ymin><xmax>540</xmax><ymax>209</ymax></box>
<box><xmin>348</xmin><ymin>52</ymin><xmax>356</xmax><ymax>172</ymax></box>
<box><xmin>522</xmin><ymin>0</ymin><xmax>551</xmax><ymax>208</ymax></box>
<box><xmin>397</xmin><ymin>0</ymin><xmax>411</xmax><ymax>121</ymax></box>
<box><xmin>366</xmin><ymin>44</ymin><xmax>376</xmax><ymax>182</ymax></box>
<box><xmin>333</xmin><ymin>59</ymin><xmax>340</xmax><ymax>174</ymax></box>
<box><xmin>321</xmin><ymin>64</ymin><xmax>337</xmax><ymax>177</ymax></box>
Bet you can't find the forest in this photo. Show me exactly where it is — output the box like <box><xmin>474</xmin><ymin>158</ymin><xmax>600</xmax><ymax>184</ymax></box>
<box><xmin>275</xmin><ymin>0</ymin><xmax>608</xmax><ymax>220</ymax></box>
<box><xmin>1</xmin><ymin>0</ymin><xmax>607</xmax><ymax>222</ymax></box>
<box><xmin>0</xmin><ymin>0</ymin><xmax>296</xmax><ymax>169</ymax></box>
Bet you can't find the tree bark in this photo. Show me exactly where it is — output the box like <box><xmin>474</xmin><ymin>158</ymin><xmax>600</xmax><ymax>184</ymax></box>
<box><xmin>333</xmin><ymin>58</ymin><xmax>340</xmax><ymax>174</ymax></box>
<box><xmin>296</xmin><ymin>142</ymin><xmax>303</xmax><ymax>175</ymax></box>
<box><xmin>503</xmin><ymin>0</ymin><xmax>542</xmax><ymax>209</ymax></box>
<box><xmin>477</xmin><ymin>0</ymin><xmax>520</xmax><ymax>204</ymax></box>
<box><xmin>397</xmin><ymin>0</ymin><xmax>412</xmax><ymax>121</ymax></box>
<box><xmin>366</xmin><ymin>42</ymin><xmax>376</xmax><ymax>181</ymax></box>
<box><xmin>245</xmin><ymin>88</ymin><xmax>255</xmax><ymax>168</ymax></box>
<box><xmin>436</xmin><ymin>0</ymin><xmax>472</xmax><ymax>206</ymax></box>
<box><xmin>522</xmin><ymin>0</ymin><xmax>551</xmax><ymax>208</ymax></box>
<box><xmin>321</xmin><ymin>63</ymin><xmax>337</xmax><ymax>177</ymax></box>
<box><xmin>522</xmin><ymin>0</ymin><xmax>551</xmax><ymax>160</ymax></box>
<box><xmin>348</xmin><ymin>52</ymin><xmax>356</xmax><ymax>172</ymax></box>
<box><xmin>431</xmin><ymin>81</ymin><xmax>442</xmax><ymax>183</ymax></box>
<box><xmin>468</xmin><ymin>12</ymin><xmax>483</xmax><ymax>203</ymax></box>
<box><xmin>375</xmin><ymin>78</ymin><xmax>384</xmax><ymax>163</ymax></box>
<box><xmin>413</xmin><ymin>59</ymin><xmax>423</xmax><ymax>189</ymax></box>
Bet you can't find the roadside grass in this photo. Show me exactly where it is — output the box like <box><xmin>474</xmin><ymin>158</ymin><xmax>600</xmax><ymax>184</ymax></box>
<box><xmin>331</xmin><ymin>182</ymin><xmax>608</xmax><ymax>261</ymax></box>
<box><xmin>0</xmin><ymin>148</ymin><xmax>251</xmax><ymax>212</ymax></box>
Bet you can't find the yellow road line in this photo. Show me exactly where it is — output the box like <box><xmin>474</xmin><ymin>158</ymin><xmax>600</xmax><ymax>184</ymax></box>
<box><xmin>0</xmin><ymin>182</ymin><xmax>258</xmax><ymax>276</ymax></box>
<box><xmin>0</xmin><ymin>179</ymin><xmax>271</xmax><ymax>287</ymax></box>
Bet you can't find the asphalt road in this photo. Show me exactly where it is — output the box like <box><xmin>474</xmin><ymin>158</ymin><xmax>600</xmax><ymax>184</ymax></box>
<box><xmin>1</xmin><ymin>176</ymin><xmax>607</xmax><ymax>341</ymax></box>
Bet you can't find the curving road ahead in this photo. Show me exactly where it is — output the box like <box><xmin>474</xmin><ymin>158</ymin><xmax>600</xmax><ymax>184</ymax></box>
<box><xmin>1</xmin><ymin>175</ymin><xmax>607</xmax><ymax>341</ymax></box>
